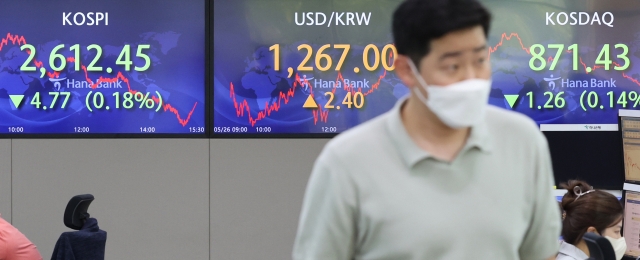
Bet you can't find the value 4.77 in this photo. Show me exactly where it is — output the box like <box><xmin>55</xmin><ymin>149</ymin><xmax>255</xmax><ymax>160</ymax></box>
<box><xmin>29</xmin><ymin>92</ymin><xmax>71</xmax><ymax>110</ymax></box>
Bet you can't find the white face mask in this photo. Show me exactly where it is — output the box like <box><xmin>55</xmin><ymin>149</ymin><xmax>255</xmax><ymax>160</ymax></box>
<box><xmin>605</xmin><ymin>236</ymin><xmax>627</xmax><ymax>260</ymax></box>
<box><xmin>407</xmin><ymin>61</ymin><xmax>491</xmax><ymax>129</ymax></box>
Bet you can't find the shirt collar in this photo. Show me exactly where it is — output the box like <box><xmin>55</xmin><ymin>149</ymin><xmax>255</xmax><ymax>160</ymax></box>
<box><xmin>385</xmin><ymin>96</ymin><xmax>493</xmax><ymax>168</ymax></box>
<box><xmin>558</xmin><ymin>241</ymin><xmax>589</xmax><ymax>259</ymax></box>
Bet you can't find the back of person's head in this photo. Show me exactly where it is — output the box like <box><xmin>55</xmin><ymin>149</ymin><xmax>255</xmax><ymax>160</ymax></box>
<box><xmin>392</xmin><ymin>0</ymin><xmax>491</xmax><ymax>66</ymax></box>
<box><xmin>560</xmin><ymin>180</ymin><xmax>623</xmax><ymax>245</ymax></box>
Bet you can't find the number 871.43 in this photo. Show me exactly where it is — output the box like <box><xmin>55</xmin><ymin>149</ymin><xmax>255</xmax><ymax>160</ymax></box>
<box><xmin>529</xmin><ymin>44</ymin><xmax>629</xmax><ymax>72</ymax></box>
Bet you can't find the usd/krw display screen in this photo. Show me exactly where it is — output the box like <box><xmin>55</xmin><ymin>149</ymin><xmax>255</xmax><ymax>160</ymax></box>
<box><xmin>0</xmin><ymin>0</ymin><xmax>206</xmax><ymax>135</ymax></box>
<box><xmin>213</xmin><ymin>0</ymin><xmax>640</xmax><ymax>135</ymax></box>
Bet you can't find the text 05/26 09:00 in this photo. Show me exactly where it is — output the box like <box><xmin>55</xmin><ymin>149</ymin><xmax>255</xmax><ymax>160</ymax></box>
<box><xmin>213</xmin><ymin>127</ymin><xmax>272</xmax><ymax>133</ymax></box>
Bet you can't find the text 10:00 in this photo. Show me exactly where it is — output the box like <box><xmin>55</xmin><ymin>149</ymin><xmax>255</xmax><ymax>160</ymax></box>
<box><xmin>8</xmin><ymin>127</ymin><xmax>24</xmax><ymax>133</ymax></box>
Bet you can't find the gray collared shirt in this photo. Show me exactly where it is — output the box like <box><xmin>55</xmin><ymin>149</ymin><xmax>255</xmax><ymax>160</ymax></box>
<box><xmin>556</xmin><ymin>241</ymin><xmax>588</xmax><ymax>260</ymax></box>
<box><xmin>293</xmin><ymin>98</ymin><xmax>561</xmax><ymax>260</ymax></box>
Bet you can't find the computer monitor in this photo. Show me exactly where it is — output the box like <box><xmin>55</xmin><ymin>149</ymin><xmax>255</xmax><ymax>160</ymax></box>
<box><xmin>623</xmin><ymin>190</ymin><xmax>640</xmax><ymax>258</ymax></box>
<box><xmin>621</xmin><ymin>111</ymin><xmax>640</xmax><ymax>184</ymax></box>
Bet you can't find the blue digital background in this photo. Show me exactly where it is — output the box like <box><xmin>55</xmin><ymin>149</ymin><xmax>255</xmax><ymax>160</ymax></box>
<box><xmin>484</xmin><ymin>0</ymin><xmax>640</xmax><ymax>126</ymax></box>
<box><xmin>214</xmin><ymin>0</ymin><xmax>640</xmax><ymax>135</ymax></box>
<box><xmin>214</xmin><ymin>0</ymin><xmax>400</xmax><ymax>134</ymax></box>
<box><xmin>0</xmin><ymin>0</ymin><xmax>205</xmax><ymax>134</ymax></box>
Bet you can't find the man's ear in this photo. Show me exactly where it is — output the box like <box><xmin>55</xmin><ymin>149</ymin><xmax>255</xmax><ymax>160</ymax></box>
<box><xmin>395</xmin><ymin>55</ymin><xmax>419</xmax><ymax>89</ymax></box>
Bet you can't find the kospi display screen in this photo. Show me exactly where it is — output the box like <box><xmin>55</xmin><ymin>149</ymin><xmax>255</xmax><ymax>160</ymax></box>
<box><xmin>213</xmin><ymin>0</ymin><xmax>640</xmax><ymax>136</ymax></box>
<box><xmin>0</xmin><ymin>0</ymin><xmax>206</xmax><ymax>135</ymax></box>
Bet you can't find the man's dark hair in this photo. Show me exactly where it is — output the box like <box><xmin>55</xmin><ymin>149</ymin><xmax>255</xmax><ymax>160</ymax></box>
<box><xmin>392</xmin><ymin>0</ymin><xmax>492</xmax><ymax>67</ymax></box>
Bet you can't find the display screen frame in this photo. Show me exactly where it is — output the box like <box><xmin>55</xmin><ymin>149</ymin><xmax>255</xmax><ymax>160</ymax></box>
<box><xmin>622</xmin><ymin>190</ymin><xmax>640</xmax><ymax>258</ymax></box>
<box><xmin>210</xmin><ymin>0</ymin><xmax>400</xmax><ymax>139</ymax></box>
<box><xmin>620</xmin><ymin>112</ymin><xmax>640</xmax><ymax>185</ymax></box>
<box><xmin>0</xmin><ymin>0</ymin><xmax>211</xmax><ymax>139</ymax></box>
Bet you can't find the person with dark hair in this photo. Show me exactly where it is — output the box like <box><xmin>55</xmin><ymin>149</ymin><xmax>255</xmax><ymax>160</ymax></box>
<box><xmin>557</xmin><ymin>180</ymin><xmax>626</xmax><ymax>260</ymax></box>
<box><xmin>293</xmin><ymin>0</ymin><xmax>560</xmax><ymax>259</ymax></box>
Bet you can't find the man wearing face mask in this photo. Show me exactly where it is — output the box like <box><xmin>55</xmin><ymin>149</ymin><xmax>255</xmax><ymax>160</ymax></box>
<box><xmin>292</xmin><ymin>0</ymin><xmax>561</xmax><ymax>259</ymax></box>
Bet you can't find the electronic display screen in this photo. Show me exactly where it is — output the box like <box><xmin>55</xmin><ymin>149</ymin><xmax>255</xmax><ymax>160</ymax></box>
<box><xmin>487</xmin><ymin>0</ymin><xmax>640</xmax><ymax>133</ymax></box>
<box><xmin>623</xmin><ymin>191</ymin><xmax>640</xmax><ymax>257</ymax></box>
<box><xmin>623</xmin><ymin>116</ymin><xmax>640</xmax><ymax>182</ymax></box>
<box><xmin>213</xmin><ymin>0</ymin><xmax>640</xmax><ymax>135</ymax></box>
<box><xmin>0</xmin><ymin>0</ymin><xmax>206</xmax><ymax>135</ymax></box>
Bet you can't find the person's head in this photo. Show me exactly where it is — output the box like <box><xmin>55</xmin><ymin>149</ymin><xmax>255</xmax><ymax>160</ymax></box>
<box><xmin>392</xmin><ymin>0</ymin><xmax>492</xmax><ymax>88</ymax></box>
<box><xmin>560</xmin><ymin>180</ymin><xmax>624</xmax><ymax>245</ymax></box>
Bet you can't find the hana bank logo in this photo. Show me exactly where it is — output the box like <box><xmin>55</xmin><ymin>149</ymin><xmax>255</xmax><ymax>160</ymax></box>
<box><xmin>49</xmin><ymin>77</ymin><xmax>67</xmax><ymax>91</ymax></box>
<box><xmin>300</xmin><ymin>75</ymin><xmax>314</xmax><ymax>95</ymax></box>
<box><xmin>544</xmin><ymin>75</ymin><xmax>561</xmax><ymax>90</ymax></box>
<box><xmin>542</xmin><ymin>74</ymin><xmax>617</xmax><ymax>89</ymax></box>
